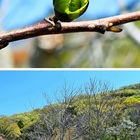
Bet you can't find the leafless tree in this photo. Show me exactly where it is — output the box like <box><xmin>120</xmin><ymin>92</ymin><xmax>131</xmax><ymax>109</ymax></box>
<box><xmin>24</xmin><ymin>82</ymin><xmax>80</xmax><ymax>140</ymax></box>
<box><xmin>73</xmin><ymin>78</ymin><xmax>124</xmax><ymax>140</ymax></box>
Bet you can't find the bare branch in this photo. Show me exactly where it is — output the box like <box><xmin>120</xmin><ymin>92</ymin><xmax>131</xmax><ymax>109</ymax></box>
<box><xmin>0</xmin><ymin>11</ymin><xmax>140</xmax><ymax>49</ymax></box>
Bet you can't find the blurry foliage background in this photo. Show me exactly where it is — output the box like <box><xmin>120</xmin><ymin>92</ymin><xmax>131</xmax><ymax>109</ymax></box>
<box><xmin>0</xmin><ymin>0</ymin><xmax>140</xmax><ymax>68</ymax></box>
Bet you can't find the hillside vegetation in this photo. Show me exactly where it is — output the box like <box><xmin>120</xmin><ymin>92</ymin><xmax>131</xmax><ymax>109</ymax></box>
<box><xmin>0</xmin><ymin>81</ymin><xmax>140</xmax><ymax>140</ymax></box>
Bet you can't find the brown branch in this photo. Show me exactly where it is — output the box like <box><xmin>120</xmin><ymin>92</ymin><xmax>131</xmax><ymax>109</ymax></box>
<box><xmin>0</xmin><ymin>10</ymin><xmax>140</xmax><ymax>50</ymax></box>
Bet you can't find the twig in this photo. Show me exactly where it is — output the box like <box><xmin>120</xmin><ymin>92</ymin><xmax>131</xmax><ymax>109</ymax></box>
<box><xmin>0</xmin><ymin>10</ymin><xmax>140</xmax><ymax>50</ymax></box>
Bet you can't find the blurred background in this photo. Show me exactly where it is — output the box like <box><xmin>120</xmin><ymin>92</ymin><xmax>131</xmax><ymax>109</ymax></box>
<box><xmin>0</xmin><ymin>0</ymin><xmax>140</xmax><ymax>68</ymax></box>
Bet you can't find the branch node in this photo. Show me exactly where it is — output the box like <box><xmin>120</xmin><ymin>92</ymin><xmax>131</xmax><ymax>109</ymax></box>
<box><xmin>55</xmin><ymin>22</ymin><xmax>62</xmax><ymax>30</ymax></box>
<box><xmin>96</xmin><ymin>24</ymin><xmax>107</xmax><ymax>34</ymax></box>
<box><xmin>107</xmin><ymin>22</ymin><xmax>123</xmax><ymax>32</ymax></box>
<box><xmin>44</xmin><ymin>18</ymin><xmax>55</xmax><ymax>26</ymax></box>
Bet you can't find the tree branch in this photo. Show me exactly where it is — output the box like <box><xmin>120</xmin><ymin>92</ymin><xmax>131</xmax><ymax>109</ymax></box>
<box><xmin>0</xmin><ymin>10</ymin><xmax>140</xmax><ymax>50</ymax></box>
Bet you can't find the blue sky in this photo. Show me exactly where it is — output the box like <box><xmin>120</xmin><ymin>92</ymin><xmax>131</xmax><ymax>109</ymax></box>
<box><xmin>1</xmin><ymin>0</ymin><xmax>139</xmax><ymax>30</ymax></box>
<box><xmin>0</xmin><ymin>70</ymin><xmax>140</xmax><ymax>116</ymax></box>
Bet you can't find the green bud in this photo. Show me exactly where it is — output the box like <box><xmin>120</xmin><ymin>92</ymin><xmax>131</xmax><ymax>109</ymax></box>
<box><xmin>53</xmin><ymin>0</ymin><xmax>89</xmax><ymax>22</ymax></box>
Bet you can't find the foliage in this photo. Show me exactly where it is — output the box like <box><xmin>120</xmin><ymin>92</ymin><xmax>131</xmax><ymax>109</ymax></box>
<box><xmin>114</xmin><ymin>83</ymin><xmax>140</xmax><ymax>98</ymax></box>
<box><xmin>106</xmin><ymin>118</ymin><xmax>137</xmax><ymax>140</ymax></box>
<box><xmin>1</xmin><ymin>81</ymin><xmax>140</xmax><ymax>140</ymax></box>
<box><xmin>123</xmin><ymin>97</ymin><xmax>140</xmax><ymax>106</ymax></box>
<box><xmin>0</xmin><ymin>117</ymin><xmax>21</xmax><ymax>139</ymax></box>
<box><xmin>11</xmin><ymin>111</ymin><xmax>39</xmax><ymax>131</ymax></box>
<box><xmin>121</xmin><ymin>83</ymin><xmax>140</xmax><ymax>90</ymax></box>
